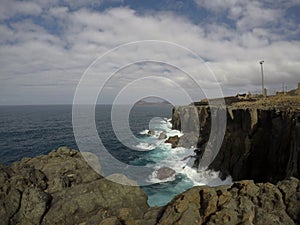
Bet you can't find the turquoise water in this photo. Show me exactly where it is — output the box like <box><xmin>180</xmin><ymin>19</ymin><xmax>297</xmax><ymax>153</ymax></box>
<box><xmin>0</xmin><ymin>104</ymin><xmax>232</xmax><ymax>207</ymax></box>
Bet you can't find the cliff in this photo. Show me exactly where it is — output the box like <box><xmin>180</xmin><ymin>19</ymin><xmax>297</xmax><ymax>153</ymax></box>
<box><xmin>171</xmin><ymin>94</ymin><xmax>300</xmax><ymax>183</ymax></box>
<box><xmin>1</xmin><ymin>147</ymin><xmax>299</xmax><ymax>225</ymax></box>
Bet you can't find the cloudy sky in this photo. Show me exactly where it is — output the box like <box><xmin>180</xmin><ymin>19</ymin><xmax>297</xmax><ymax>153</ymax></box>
<box><xmin>0</xmin><ymin>0</ymin><xmax>299</xmax><ymax>105</ymax></box>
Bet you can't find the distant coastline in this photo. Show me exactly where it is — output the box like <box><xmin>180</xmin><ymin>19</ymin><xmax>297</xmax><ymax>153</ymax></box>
<box><xmin>136</xmin><ymin>100</ymin><xmax>171</xmax><ymax>106</ymax></box>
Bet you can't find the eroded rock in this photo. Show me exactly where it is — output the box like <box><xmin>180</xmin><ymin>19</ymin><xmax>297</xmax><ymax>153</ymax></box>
<box><xmin>148</xmin><ymin>130</ymin><xmax>155</xmax><ymax>136</ymax></box>
<box><xmin>165</xmin><ymin>135</ymin><xmax>179</xmax><ymax>148</ymax></box>
<box><xmin>158</xmin><ymin>178</ymin><xmax>300</xmax><ymax>225</ymax></box>
<box><xmin>171</xmin><ymin>104</ymin><xmax>300</xmax><ymax>183</ymax></box>
<box><xmin>0</xmin><ymin>147</ymin><xmax>149</xmax><ymax>225</ymax></box>
<box><xmin>156</xmin><ymin>167</ymin><xmax>176</xmax><ymax>180</ymax></box>
<box><xmin>158</xmin><ymin>132</ymin><xmax>167</xmax><ymax>140</ymax></box>
<box><xmin>1</xmin><ymin>146</ymin><xmax>299</xmax><ymax>225</ymax></box>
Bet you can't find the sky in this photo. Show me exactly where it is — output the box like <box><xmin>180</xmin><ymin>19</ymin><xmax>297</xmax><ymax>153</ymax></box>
<box><xmin>0</xmin><ymin>0</ymin><xmax>300</xmax><ymax>105</ymax></box>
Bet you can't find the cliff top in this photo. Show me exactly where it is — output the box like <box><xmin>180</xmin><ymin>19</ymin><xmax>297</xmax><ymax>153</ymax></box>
<box><xmin>231</xmin><ymin>94</ymin><xmax>300</xmax><ymax>111</ymax></box>
<box><xmin>194</xmin><ymin>86</ymin><xmax>300</xmax><ymax>112</ymax></box>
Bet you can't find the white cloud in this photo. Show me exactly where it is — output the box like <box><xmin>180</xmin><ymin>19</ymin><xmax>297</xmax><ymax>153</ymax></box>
<box><xmin>48</xmin><ymin>6</ymin><xmax>69</xmax><ymax>18</ymax></box>
<box><xmin>194</xmin><ymin>0</ymin><xmax>238</xmax><ymax>12</ymax></box>
<box><xmin>0</xmin><ymin>2</ymin><xmax>299</xmax><ymax>104</ymax></box>
<box><xmin>0</xmin><ymin>1</ymin><xmax>42</xmax><ymax>20</ymax></box>
<box><xmin>235</xmin><ymin>2</ymin><xmax>282</xmax><ymax>31</ymax></box>
<box><xmin>195</xmin><ymin>0</ymin><xmax>299</xmax><ymax>36</ymax></box>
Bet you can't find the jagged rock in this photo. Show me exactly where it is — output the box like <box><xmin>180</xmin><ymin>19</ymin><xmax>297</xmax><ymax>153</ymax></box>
<box><xmin>139</xmin><ymin>207</ymin><xmax>164</xmax><ymax>225</ymax></box>
<box><xmin>2</xmin><ymin>146</ymin><xmax>300</xmax><ymax>225</ymax></box>
<box><xmin>158</xmin><ymin>178</ymin><xmax>300</xmax><ymax>225</ymax></box>
<box><xmin>99</xmin><ymin>216</ymin><xmax>121</xmax><ymax>225</ymax></box>
<box><xmin>156</xmin><ymin>167</ymin><xmax>176</xmax><ymax>180</ymax></box>
<box><xmin>0</xmin><ymin>185</ymin><xmax>21</xmax><ymax>225</ymax></box>
<box><xmin>0</xmin><ymin>147</ymin><xmax>149</xmax><ymax>225</ymax></box>
<box><xmin>158</xmin><ymin>187</ymin><xmax>202</xmax><ymax>225</ymax></box>
<box><xmin>12</xmin><ymin>187</ymin><xmax>52</xmax><ymax>225</ymax></box>
<box><xmin>177</xmin><ymin>132</ymin><xmax>199</xmax><ymax>148</ymax></box>
<box><xmin>11</xmin><ymin>147</ymin><xmax>102</xmax><ymax>194</ymax></box>
<box><xmin>171</xmin><ymin>105</ymin><xmax>201</xmax><ymax>132</ymax></box>
<box><xmin>148</xmin><ymin>130</ymin><xmax>155</xmax><ymax>136</ymax></box>
<box><xmin>277</xmin><ymin>177</ymin><xmax>300</xmax><ymax>222</ymax></box>
<box><xmin>171</xmin><ymin>104</ymin><xmax>300</xmax><ymax>183</ymax></box>
<box><xmin>165</xmin><ymin>135</ymin><xmax>179</xmax><ymax>148</ymax></box>
<box><xmin>158</xmin><ymin>132</ymin><xmax>167</xmax><ymax>139</ymax></box>
<box><xmin>42</xmin><ymin>177</ymin><xmax>148</xmax><ymax>225</ymax></box>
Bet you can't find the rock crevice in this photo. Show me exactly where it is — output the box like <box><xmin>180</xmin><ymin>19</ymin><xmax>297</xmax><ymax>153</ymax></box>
<box><xmin>171</xmin><ymin>104</ymin><xmax>300</xmax><ymax>183</ymax></box>
<box><xmin>1</xmin><ymin>147</ymin><xmax>300</xmax><ymax>224</ymax></box>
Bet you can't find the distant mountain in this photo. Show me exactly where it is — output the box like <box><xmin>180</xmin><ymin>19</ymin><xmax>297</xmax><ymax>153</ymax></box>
<box><xmin>136</xmin><ymin>99</ymin><xmax>171</xmax><ymax>105</ymax></box>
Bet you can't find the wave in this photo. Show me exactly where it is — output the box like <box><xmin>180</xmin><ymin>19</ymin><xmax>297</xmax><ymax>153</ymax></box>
<box><xmin>135</xmin><ymin>142</ymin><xmax>156</xmax><ymax>150</ymax></box>
<box><xmin>133</xmin><ymin>117</ymin><xmax>232</xmax><ymax>206</ymax></box>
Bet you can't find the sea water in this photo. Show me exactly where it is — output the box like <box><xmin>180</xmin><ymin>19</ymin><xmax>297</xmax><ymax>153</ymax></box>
<box><xmin>0</xmin><ymin>104</ymin><xmax>232</xmax><ymax>207</ymax></box>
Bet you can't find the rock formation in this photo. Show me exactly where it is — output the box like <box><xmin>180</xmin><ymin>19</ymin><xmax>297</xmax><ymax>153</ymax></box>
<box><xmin>157</xmin><ymin>177</ymin><xmax>300</xmax><ymax>225</ymax></box>
<box><xmin>171</xmin><ymin>94</ymin><xmax>300</xmax><ymax>183</ymax></box>
<box><xmin>1</xmin><ymin>147</ymin><xmax>299</xmax><ymax>224</ymax></box>
<box><xmin>155</xmin><ymin>167</ymin><xmax>176</xmax><ymax>180</ymax></box>
<box><xmin>158</xmin><ymin>132</ymin><xmax>167</xmax><ymax>140</ymax></box>
<box><xmin>164</xmin><ymin>135</ymin><xmax>180</xmax><ymax>148</ymax></box>
<box><xmin>148</xmin><ymin>130</ymin><xmax>155</xmax><ymax>136</ymax></box>
<box><xmin>0</xmin><ymin>147</ymin><xmax>149</xmax><ymax>225</ymax></box>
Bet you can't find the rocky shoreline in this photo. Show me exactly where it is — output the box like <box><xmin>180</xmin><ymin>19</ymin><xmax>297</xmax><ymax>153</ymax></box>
<box><xmin>169</xmin><ymin>94</ymin><xmax>300</xmax><ymax>183</ymax></box>
<box><xmin>1</xmin><ymin>146</ymin><xmax>300</xmax><ymax>225</ymax></box>
<box><xmin>2</xmin><ymin>90</ymin><xmax>300</xmax><ymax>225</ymax></box>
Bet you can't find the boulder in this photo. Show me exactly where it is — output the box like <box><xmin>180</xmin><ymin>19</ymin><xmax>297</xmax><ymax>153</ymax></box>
<box><xmin>165</xmin><ymin>135</ymin><xmax>179</xmax><ymax>148</ymax></box>
<box><xmin>156</xmin><ymin>167</ymin><xmax>176</xmax><ymax>180</ymax></box>
<box><xmin>158</xmin><ymin>132</ymin><xmax>167</xmax><ymax>139</ymax></box>
<box><xmin>147</xmin><ymin>130</ymin><xmax>155</xmax><ymax>136</ymax></box>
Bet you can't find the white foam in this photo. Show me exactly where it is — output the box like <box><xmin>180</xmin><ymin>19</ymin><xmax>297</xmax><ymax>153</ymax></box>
<box><xmin>140</xmin><ymin>129</ymin><xmax>149</xmax><ymax>135</ymax></box>
<box><xmin>147</xmin><ymin>169</ymin><xmax>176</xmax><ymax>183</ymax></box>
<box><xmin>136</xmin><ymin>142</ymin><xmax>156</xmax><ymax>150</ymax></box>
<box><xmin>167</xmin><ymin>129</ymin><xmax>183</xmax><ymax>138</ymax></box>
<box><xmin>182</xmin><ymin>167</ymin><xmax>232</xmax><ymax>187</ymax></box>
<box><xmin>136</xmin><ymin>117</ymin><xmax>232</xmax><ymax>188</ymax></box>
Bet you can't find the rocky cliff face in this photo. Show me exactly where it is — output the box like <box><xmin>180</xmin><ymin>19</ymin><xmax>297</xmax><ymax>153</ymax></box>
<box><xmin>171</xmin><ymin>96</ymin><xmax>300</xmax><ymax>183</ymax></box>
<box><xmin>1</xmin><ymin>147</ymin><xmax>299</xmax><ymax>225</ymax></box>
<box><xmin>158</xmin><ymin>177</ymin><xmax>300</xmax><ymax>225</ymax></box>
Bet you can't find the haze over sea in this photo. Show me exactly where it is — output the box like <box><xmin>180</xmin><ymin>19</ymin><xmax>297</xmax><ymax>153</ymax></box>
<box><xmin>0</xmin><ymin>104</ymin><xmax>231</xmax><ymax>206</ymax></box>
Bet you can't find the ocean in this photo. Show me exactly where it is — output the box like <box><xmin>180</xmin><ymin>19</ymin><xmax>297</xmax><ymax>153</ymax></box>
<box><xmin>0</xmin><ymin>104</ymin><xmax>231</xmax><ymax>206</ymax></box>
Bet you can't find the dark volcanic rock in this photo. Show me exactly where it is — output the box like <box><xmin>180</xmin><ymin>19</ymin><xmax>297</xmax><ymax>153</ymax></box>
<box><xmin>171</xmin><ymin>105</ymin><xmax>300</xmax><ymax>183</ymax></box>
<box><xmin>157</xmin><ymin>178</ymin><xmax>300</xmax><ymax>225</ymax></box>
<box><xmin>177</xmin><ymin>132</ymin><xmax>199</xmax><ymax>148</ymax></box>
<box><xmin>0</xmin><ymin>147</ymin><xmax>149</xmax><ymax>225</ymax></box>
<box><xmin>210</xmin><ymin>108</ymin><xmax>300</xmax><ymax>183</ymax></box>
<box><xmin>2</xmin><ymin>146</ymin><xmax>300</xmax><ymax>225</ymax></box>
<box><xmin>148</xmin><ymin>130</ymin><xmax>155</xmax><ymax>136</ymax></box>
<box><xmin>156</xmin><ymin>167</ymin><xmax>176</xmax><ymax>180</ymax></box>
<box><xmin>12</xmin><ymin>187</ymin><xmax>52</xmax><ymax>225</ymax></box>
<box><xmin>165</xmin><ymin>135</ymin><xmax>180</xmax><ymax>148</ymax></box>
<box><xmin>158</xmin><ymin>132</ymin><xmax>167</xmax><ymax>140</ymax></box>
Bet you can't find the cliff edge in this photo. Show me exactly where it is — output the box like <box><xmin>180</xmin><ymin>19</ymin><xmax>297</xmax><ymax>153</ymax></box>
<box><xmin>171</xmin><ymin>93</ymin><xmax>300</xmax><ymax>183</ymax></box>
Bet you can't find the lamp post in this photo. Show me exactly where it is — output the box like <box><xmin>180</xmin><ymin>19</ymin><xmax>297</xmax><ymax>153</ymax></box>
<box><xmin>259</xmin><ymin>60</ymin><xmax>265</xmax><ymax>97</ymax></box>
